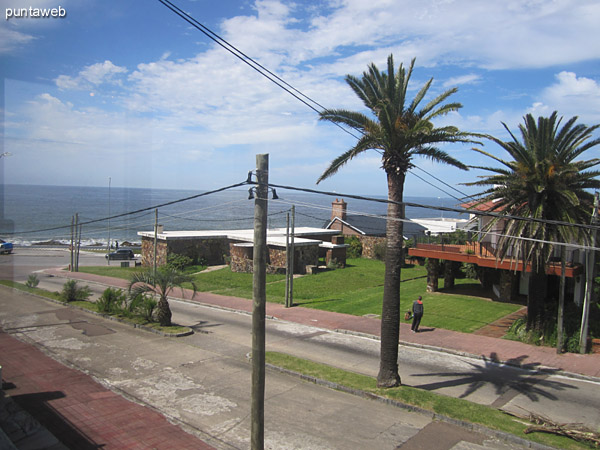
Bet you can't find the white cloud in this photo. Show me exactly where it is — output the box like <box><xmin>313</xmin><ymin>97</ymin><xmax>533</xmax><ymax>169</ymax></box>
<box><xmin>0</xmin><ymin>27</ymin><xmax>35</xmax><ymax>53</ymax></box>
<box><xmin>55</xmin><ymin>61</ymin><xmax>127</xmax><ymax>90</ymax></box>
<box><xmin>527</xmin><ymin>72</ymin><xmax>600</xmax><ymax>122</ymax></box>
<box><xmin>443</xmin><ymin>74</ymin><xmax>481</xmax><ymax>88</ymax></box>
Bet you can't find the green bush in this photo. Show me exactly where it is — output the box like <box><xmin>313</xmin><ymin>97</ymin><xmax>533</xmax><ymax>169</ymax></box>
<box><xmin>140</xmin><ymin>296</ymin><xmax>157</xmax><ymax>321</ymax></box>
<box><xmin>167</xmin><ymin>253</ymin><xmax>193</xmax><ymax>271</ymax></box>
<box><xmin>373</xmin><ymin>241</ymin><xmax>386</xmax><ymax>261</ymax></box>
<box><xmin>60</xmin><ymin>280</ymin><xmax>92</xmax><ymax>303</ymax></box>
<box><xmin>345</xmin><ymin>236</ymin><xmax>363</xmax><ymax>259</ymax></box>
<box><xmin>97</xmin><ymin>287</ymin><xmax>127</xmax><ymax>313</ymax></box>
<box><xmin>26</xmin><ymin>274</ymin><xmax>39</xmax><ymax>288</ymax></box>
<box><xmin>461</xmin><ymin>262</ymin><xmax>478</xmax><ymax>280</ymax></box>
<box><xmin>327</xmin><ymin>258</ymin><xmax>343</xmax><ymax>270</ymax></box>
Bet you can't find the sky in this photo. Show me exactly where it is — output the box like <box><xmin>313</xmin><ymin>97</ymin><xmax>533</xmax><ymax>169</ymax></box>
<box><xmin>1</xmin><ymin>0</ymin><xmax>599</xmax><ymax>199</ymax></box>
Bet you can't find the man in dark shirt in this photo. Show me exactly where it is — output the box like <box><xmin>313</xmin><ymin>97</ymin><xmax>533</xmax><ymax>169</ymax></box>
<box><xmin>411</xmin><ymin>296</ymin><xmax>424</xmax><ymax>333</ymax></box>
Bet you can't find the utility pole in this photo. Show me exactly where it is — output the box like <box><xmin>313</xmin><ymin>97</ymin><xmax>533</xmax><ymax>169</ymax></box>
<box><xmin>285</xmin><ymin>206</ymin><xmax>296</xmax><ymax>308</ymax></box>
<box><xmin>580</xmin><ymin>192</ymin><xmax>599</xmax><ymax>354</ymax></box>
<box><xmin>289</xmin><ymin>204</ymin><xmax>295</xmax><ymax>306</ymax></box>
<box><xmin>70</xmin><ymin>215</ymin><xmax>74</xmax><ymax>272</ymax></box>
<box><xmin>154</xmin><ymin>208</ymin><xmax>158</xmax><ymax>276</ymax></box>
<box><xmin>285</xmin><ymin>211</ymin><xmax>290</xmax><ymax>308</ymax></box>
<box><xmin>557</xmin><ymin>244</ymin><xmax>566</xmax><ymax>353</ymax></box>
<box><xmin>76</xmin><ymin>214</ymin><xmax>82</xmax><ymax>272</ymax></box>
<box><xmin>107</xmin><ymin>177</ymin><xmax>111</xmax><ymax>266</ymax></box>
<box><xmin>251</xmin><ymin>154</ymin><xmax>268</xmax><ymax>450</ymax></box>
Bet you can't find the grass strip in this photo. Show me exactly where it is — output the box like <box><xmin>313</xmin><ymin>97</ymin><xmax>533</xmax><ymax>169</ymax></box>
<box><xmin>0</xmin><ymin>281</ymin><xmax>190</xmax><ymax>336</ymax></box>
<box><xmin>265</xmin><ymin>352</ymin><xmax>593</xmax><ymax>450</ymax></box>
<box><xmin>0</xmin><ymin>279</ymin><xmax>61</xmax><ymax>300</ymax></box>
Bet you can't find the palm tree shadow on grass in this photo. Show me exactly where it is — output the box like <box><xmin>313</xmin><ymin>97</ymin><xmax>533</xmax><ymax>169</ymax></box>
<box><xmin>408</xmin><ymin>352</ymin><xmax>576</xmax><ymax>403</ymax></box>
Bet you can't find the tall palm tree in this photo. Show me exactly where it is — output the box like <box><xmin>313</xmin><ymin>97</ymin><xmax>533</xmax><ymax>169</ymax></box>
<box><xmin>128</xmin><ymin>267</ymin><xmax>197</xmax><ymax>326</ymax></box>
<box><xmin>317</xmin><ymin>55</ymin><xmax>478</xmax><ymax>387</ymax></box>
<box><xmin>466</xmin><ymin>112</ymin><xmax>600</xmax><ymax>330</ymax></box>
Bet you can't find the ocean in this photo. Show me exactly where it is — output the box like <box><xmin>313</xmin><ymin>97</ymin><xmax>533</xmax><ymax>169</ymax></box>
<box><xmin>0</xmin><ymin>184</ymin><xmax>463</xmax><ymax>246</ymax></box>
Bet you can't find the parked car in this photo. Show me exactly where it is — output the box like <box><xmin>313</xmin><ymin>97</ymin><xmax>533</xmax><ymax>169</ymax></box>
<box><xmin>0</xmin><ymin>239</ymin><xmax>13</xmax><ymax>254</ymax></box>
<box><xmin>105</xmin><ymin>248</ymin><xmax>135</xmax><ymax>260</ymax></box>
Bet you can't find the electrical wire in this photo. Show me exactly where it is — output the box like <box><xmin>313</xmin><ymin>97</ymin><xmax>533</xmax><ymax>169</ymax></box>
<box><xmin>5</xmin><ymin>180</ymin><xmax>250</xmax><ymax>236</ymax></box>
<box><xmin>263</xmin><ymin>181</ymin><xmax>600</xmax><ymax>233</ymax></box>
<box><xmin>156</xmin><ymin>0</ymin><xmax>475</xmax><ymax>200</ymax></box>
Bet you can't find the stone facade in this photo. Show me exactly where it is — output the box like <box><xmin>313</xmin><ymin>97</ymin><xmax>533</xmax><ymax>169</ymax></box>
<box><xmin>141</xmin><ymin>238</ymin><xmax>168</xmax><ymax>267</ymax></box>
<box><xmin>358</xmin><ymin>236</ymin><xmax>387</xmax><ymax>259</ymax></box>
<box><xmin>443</xmin><ymin>260</ymin><xmax>460</xmax><ymax>289</ymax></box>
<box><xmin>141</xmin><ymin>236</ymin><xmax>230</xmax><ymax>267</ymax></box>
<box><xmin>229</xmin><ymin>243</ymin><xmax>319</xmax><ymax>275</ymax></box>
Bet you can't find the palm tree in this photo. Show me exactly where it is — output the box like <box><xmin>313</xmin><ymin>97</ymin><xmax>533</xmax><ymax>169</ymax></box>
<box><xmin>128</xmin><ymin>267</ymin><xmax>197</xmax><ymax>326</ymax></box>
<box><xmin>466</xmin><ymin>112</ymin><xmax>600</xmax><ymax>330</ymax></box>
<box><xmin>317</xmin><ymin>55</ymin><xmax>478</xmax><ymax>387</ymax></box>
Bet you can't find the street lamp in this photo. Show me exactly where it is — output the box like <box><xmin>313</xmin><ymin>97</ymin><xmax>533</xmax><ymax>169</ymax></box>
<box><xmin>0</xmin><ymin>152</ymin><xmax>12</xmax><ymax>158</ymax></box>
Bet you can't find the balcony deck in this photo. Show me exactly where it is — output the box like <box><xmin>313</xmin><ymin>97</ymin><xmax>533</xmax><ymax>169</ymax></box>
<box><xmin>408</xmin><ymin>242</ymin><xmax>582</xmax><ymax>278</ymax></box>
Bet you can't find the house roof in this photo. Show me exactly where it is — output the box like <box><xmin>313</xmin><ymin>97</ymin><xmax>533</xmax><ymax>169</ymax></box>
<box><xmin>137</xmin><ymin>227</ymin><xmax>340</xmax><ymax>248</ymax></box>
<box><xmin>461</xmin><ymin>199</ymin><xmax>506</xmax><ymax>212</ymax></box>
<box><xmin>326</xmin><ymin>215</ymin><xmax>427</xmax><ymax>238</ymax></box>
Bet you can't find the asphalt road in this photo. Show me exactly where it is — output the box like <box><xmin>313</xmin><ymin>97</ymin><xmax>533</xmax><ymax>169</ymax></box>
<box><xmin>4</xmin><ymin>247</ymin><xmax>600</xmax><ymax>431</ymax></box>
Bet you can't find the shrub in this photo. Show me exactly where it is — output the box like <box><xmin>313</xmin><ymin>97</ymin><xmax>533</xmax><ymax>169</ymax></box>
<box><xmin>461</xmin><ymin>262</ymin><xmax>478</xmax><ymax>280</ymax></box>
<box><xmin>96</xmin><ymin>287</ymin><xmax>127</xmax><ymax>313</ymax></box>
<box><xmin>140</xmin><ymin>296</ymin><xmax>157</xmax><ymax>321</ymax></box>
<box><xmin>59</xmin><ymin>280</ymin><xmax>92</xmax><ymax>302</ymax></box>
<box><xmin>373</xmin><ymin>241</ymin><xmax>386</xmax><ymax>261</ymax></box>
<box><xmin>345</xmin><ymin>236</ymin><xmax>363</xmax><ymax>259</ymax></box>
<box><xmin>167</xmin><ymin>253</ymin><xmax>193</xmax><ymax>271</ymax></box>
<box><xmin>327</xmin><ymin>258</ymin><xmax>343</xmax><ymax>270</ymax></box>
<box><xmin>26</xmin><ymin>274</ymin><xmax>39</xmax><ymax>288</ymax></box>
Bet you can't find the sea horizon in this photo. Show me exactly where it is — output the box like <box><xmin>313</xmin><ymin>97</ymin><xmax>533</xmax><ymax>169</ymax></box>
<box><xmin>1</xmin><ymin>184</ymin><xmax>466</xmax><ymax>246</ymax></box>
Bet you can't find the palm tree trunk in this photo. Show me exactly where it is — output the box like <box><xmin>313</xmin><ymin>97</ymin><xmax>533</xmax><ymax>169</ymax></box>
<box><xmin>526</xmin><ymin>259</ymin><xmax>546</xmax><ymax>331</ymax></box>
<box><xmin>156</xmin><ymin>296</ymin><xmax>172</xmax><ymax>327</ymax></box>
<box><xmin>377</xmin><ymin>172</ymin><xmax>404</xmax><ymax>388</ymax></box>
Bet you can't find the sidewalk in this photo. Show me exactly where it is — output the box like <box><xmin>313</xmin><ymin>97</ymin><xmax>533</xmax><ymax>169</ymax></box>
<box><xmin>0</xmin><ymin>331</ymin><xmax>215</xmax><ymax>450</ymax></box>
<box><xmin>44</xmin><ymin>267</ymin><xmax>600</xmax><ymax>381</ymax></box>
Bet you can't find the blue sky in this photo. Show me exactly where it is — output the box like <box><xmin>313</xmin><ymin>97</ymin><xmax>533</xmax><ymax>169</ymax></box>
<box><xmin>1</xmin><ymin>0</ymin><xmax>599</xmax><ymax>198</ymax></box>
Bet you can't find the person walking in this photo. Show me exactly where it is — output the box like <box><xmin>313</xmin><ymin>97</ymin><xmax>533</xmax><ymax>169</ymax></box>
<box><xmin>411</xmin><ymin>296</ymin><xmax>424</xmax><ymax>333</ymax></box>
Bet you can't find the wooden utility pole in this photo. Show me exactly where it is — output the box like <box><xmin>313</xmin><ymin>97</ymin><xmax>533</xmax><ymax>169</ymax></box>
<box><xmin>289</xmin><ymin>204</ymin><xmax>295</xmax><ymax>306</ymax></box>
<box><xmin>556</xmin><ymin>244</ymin><xmax>566</xmax><ymax>353</ymax></box>
<box><xmin>154</xmin><ymin>209</ymin><xmax>158</xmax><ymax>276</ymax></box>
<box><xmin>285</xmin><ymin>211</ymin><xmax>290</xmax><ymax>308</ymax></box>
<box><xmin>70</xmin><ymin>215</ymin><xmax>74</xmax><ymax>272</ymax></box>
<box><xmin>251</xmin><ymin>154</ymin><xmax>268</xmax><ymax>450</ymax></box>
<box><xmin>580</xmin><ymin>192</ymin><xmax>599</xmax><ymax>353</ymax></box>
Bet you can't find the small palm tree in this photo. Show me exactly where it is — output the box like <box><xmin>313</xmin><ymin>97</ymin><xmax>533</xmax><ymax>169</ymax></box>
<box><xmin>318</xmin><ymin>55</ymin><xmax>479</xmax><ymax>387</ymax></box>
<box><xmin>128</xmin><ymin>267</ymin><xmax>197</xmax><ymax>326</ymax></box>
<box><xmin>466</xmin><ymin>112</ymin><xmax>600</xmax><ymax>330</ymax></box>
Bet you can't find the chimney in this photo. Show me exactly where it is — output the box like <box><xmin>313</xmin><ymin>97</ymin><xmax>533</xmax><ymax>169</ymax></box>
<box><xmin>331</xmin><ymin>198</ymin><xmax>347</xmax><ymax>221</ymax></box>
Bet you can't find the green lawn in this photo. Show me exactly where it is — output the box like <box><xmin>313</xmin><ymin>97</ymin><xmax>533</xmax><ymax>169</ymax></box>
<box><xmin>76</xmin><ymin>258</ymin><xmax>523</xmax><ymax>334</ymax></box>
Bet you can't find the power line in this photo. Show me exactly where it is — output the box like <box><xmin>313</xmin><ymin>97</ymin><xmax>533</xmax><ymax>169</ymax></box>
<box><xmin>5</xmin><ymin>180</ymin><xmax>250</xmax><ymax>236</ymax></box>
<box><xmin>263</xmin><ymin>181</ymin><xmax>600</xmax><ymax>233</ymax></box>
<box><xmin>156</xmin><ymin>0</ymin><xmax>471</xmax><ymax>199</ymax></box>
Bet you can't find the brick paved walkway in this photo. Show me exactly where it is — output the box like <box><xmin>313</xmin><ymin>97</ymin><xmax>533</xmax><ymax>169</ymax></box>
<box><xmin>0</xmin><ymin>332</ymin><xmax>214</xmax><ymax>450</ymax></box>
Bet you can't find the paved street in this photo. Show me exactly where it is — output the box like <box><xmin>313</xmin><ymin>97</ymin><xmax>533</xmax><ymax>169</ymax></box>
<box><xmin>1</xmin><ymin>247</ymin><xmax>599</xmax><ymax>449</ymax></box>
<box><xmin>0</xmin><ymin>287</ymin><xmax>531</xmax><ymax>450</ymax></box>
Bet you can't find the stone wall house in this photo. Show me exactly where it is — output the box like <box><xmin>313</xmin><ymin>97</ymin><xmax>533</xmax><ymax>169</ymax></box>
<box><xmin>138</xmin><ymin>227</ymin><xmax>342</xmax><ymax>274</ymax></box>
<box><xmin>325</xmin><ymin>198</ymin><xmax>425</xmax><ymax>259</ymax></box>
